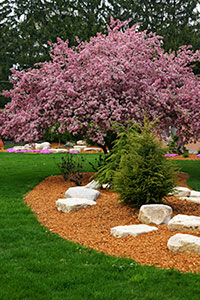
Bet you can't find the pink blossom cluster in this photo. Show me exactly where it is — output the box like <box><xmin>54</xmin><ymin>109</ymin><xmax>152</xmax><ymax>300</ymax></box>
<box><xmin>68</xmin><ymin>150</ymin><xmax>79</xmax><ymax>154</ymax></box>
<box><xmin>165</xmin><ymin>152</ymin><xmax>179</xmax><ymax>157</ymax></box>
<box><xmin>197</xmin><ymin>154</ymin><xmax>200</xmax><ymax>158</ymax></box>
<box><xmin>6</xmin><ymin>148</ymin><xmax>52</xmax><ymax>154</ymax></box>
<box><xmin>0</xmin><ymin>18</ymin><xmax>200</xmax><ymax>148</ymax></box>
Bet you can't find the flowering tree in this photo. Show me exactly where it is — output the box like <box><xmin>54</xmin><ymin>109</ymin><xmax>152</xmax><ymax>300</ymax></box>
<box><xmin>0</xmin><ymin>18</ymin><xmax>200</xmax><ymax>152</ymax></box>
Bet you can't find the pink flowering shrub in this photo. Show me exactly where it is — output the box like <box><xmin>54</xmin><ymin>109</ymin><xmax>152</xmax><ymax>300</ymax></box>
<box><xmin>6</xmin><ymin>148</ymin><xmax>51</xmax><ymax>154</ymax></box>
<box><xmin>0</xmin><ymin>18</ymin><xmax>200</xmax><ymax>150</ymax></box>
<box><xmin>165</xmin><ymin>152</ymin><xmax>179</xmax><ymax>157</ymax></box>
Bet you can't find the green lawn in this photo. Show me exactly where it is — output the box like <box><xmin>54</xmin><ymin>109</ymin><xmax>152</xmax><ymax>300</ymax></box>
<box><xmin>0</xmin><ymin>153</ymin><xmax>200</xmax><ymax>300</ymax></box>
<box><xmin>175</xmin><ymin>160</ymin><xmax>200</xmax><ymax>191</ymax></box>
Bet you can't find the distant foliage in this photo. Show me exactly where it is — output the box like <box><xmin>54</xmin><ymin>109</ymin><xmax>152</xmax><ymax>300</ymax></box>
<box><xmin>168</xmin><ymin>135</ymin><xmax>190</xmax><ymax>155</ymax></box>
<box><xmin>44</xmin><ymin>123</ymin><xmax>83</xmax><ymax>144</ymax></box>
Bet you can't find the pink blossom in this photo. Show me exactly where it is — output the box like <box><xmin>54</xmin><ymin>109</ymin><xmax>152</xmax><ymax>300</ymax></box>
<box><xmin>39</xmin><ymin>149</ymin><xmax>52</xmax><ymax>154</ymax></box>
<box><xmin>0</xmin><ymin>18</ymin><xmax>199</xmax><ymax>149</ymax></box>
<box><xmin>6</xmin><ymin>148</ymin><xmax>51</xmax><ymax>154</ymax></box>
<box><xmin>68</xmin><ymin>150</ymin><xmax>79</xmax><ymax>154</ymax></box>
<box><xmin>165</xmin><ymin>152</ymin><xmax>179</xmax><ymax>157</ymax></box>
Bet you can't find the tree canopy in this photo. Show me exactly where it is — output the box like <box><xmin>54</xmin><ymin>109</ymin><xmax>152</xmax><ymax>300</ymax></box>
<box><xmin>0</xmin><ymin>0</ymin><xmax>200</xmax><ymax>108</ymax></box>
<box><xmin>0</xmin><ymin>0</ymin><xmax>110</xmax><ymax>107</ymax></box>
<box><xmin>109</xmin><ymin>0</ymin><xmax>200</xmax><ymax>51</ymax></box>
<box><xmin>0</xmin><ymin>19</ymin><xmax>199</xmax><ymax>150</ymax></box>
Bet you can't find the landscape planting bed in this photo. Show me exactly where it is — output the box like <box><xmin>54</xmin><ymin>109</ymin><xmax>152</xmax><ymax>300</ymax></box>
<box><xmin>166</xmin><ymin>154</ymin><xmax>200</xmax><ymax>160</ymax></box>
<box><xmin>25</xmin><ymin>172</ymin><xmax>200</xmax><ymax>274</ymax></box>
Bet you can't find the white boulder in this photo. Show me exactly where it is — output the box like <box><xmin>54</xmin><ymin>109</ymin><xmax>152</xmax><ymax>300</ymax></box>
<box><xmin>41</xmin><ymin>142</ymin><xmax>51</xmax><ymax>149</ymax></box>
<box><xmin>167</xmin><ymin>233</ymin><xmax>200</xmax><ymax>255</ymax></box>
<box><xmin>35</xmin><ymin>142</ymin><xmax>50</xmax><ymax>150</ymax></box>
<box><xmin>102</xmin><ymin>183</ymin><xmax>112</xmax><ymax>189</ymax></box>
<box><xmin>76</xmin><ymin>140</ymin><xmax>86</xmax><ymax>145</ymax></box>
<box><xmin>50</xmin><ymin>148</ymin><xmax>68</xmax><ymax>153</ymax></box>
<box><xmin>190</xmin><ymin>191</ymin><xmax>200</xmax><ymax>197</ymax></box>
<box><xmin>23</xmin><ymin>144</ymin><xmax>33</xmax><ymax>150</ymax></box>
<box><xmin>35</xmin><ymin>144</ymin><xmax>42</xmax><ymax>150</ymax></box>
<box><xmin>13</xmin><ymin>146</ymin><xmax>24</xmax><ymax>151</ymax></box>
<box><xmin>65</xmin><ymin>187</ymin><xmax>100</xmax><ymax>201</ymax></box>
<box><xmin>179</xmin><ymin>197</ymin><xmax>200</xmax><ymax>204</ymax></box>
<box><xmin>73</xmin><ymin>145</ymin><xmax>86</xmax><ymax>150</ymax></box>
<box><xmin>110</xmin><ymin>224</ymin><xmax>158</xmax><ymax>238</ymax></box>
<box><xmin>84</xmin><ymin>147</ymin><xmax>102</xmax><ymax>152</ymax></box>
<box><xmin>85</xmin><ymin>180</ymin><xmax>101</xmax><ymax>190</ymax></box>
<box><xmin>171</xmin><ymin>186</ymin><xmax>191</xmax><ymax>197</ymax></box>
<box><xmin>56</xmin><ymin>198</ymin><xmax>96</xmax><ymax>213</ymax></box>
<box><xmin>168</xmin><ymin>214</ymin><xmax>200</xmax><ymax>232</ymax></box>
<box><xmin>138</xmin><ymin>204</ymin><xmax>173</xmax><ymax>225</ymax></box>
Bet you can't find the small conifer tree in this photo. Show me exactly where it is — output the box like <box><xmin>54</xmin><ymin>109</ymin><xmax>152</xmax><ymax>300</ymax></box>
<box><xmin>96</xmin><ymin>122</ymin><xmax>139</xmax><ymax>184</ymax></box>
<box><xmin>112</xmin><ymin>118</ymin><xmax>178</xmax><ymax>207</ymax></box>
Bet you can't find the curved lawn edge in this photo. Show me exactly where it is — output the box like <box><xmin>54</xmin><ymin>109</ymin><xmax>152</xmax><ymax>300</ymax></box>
<box><xmin>0</xmin><ymin>153</ymin><xmax>200</xmax><ymax>300</ymax></box>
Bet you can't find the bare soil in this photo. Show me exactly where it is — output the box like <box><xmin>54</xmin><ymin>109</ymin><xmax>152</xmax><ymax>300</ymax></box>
<box><xmin>25</xmin><ymin>172</ymin><xmax>200</xmax><ymax>274</ymax></box>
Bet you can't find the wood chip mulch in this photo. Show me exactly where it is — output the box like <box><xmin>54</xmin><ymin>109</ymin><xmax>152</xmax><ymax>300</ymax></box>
<box><xmin>24</xmin><ymin>172</ymin><xmax>200</xmax><ymax>274</ymax></box>
<box><xmin>167</xmin><ymin>154</ymin><xmax>200</xmax><ymax>160</ymax></box>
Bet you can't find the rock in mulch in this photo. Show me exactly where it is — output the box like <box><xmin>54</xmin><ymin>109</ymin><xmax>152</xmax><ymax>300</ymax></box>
<box><xmin>50</xmin><ymin>148</ymin><xmax>68</xmax><ymax>153</ymax></box>
<box><xmin>167</xmin><ymin>233</ymin><xmax>200</xmax><ymax>255</ymax></box>
<box><xmin>76</xmin><ymin>140</ymin><xmax>86</xmax><ymax>146</ymax></box>
<box><xmin>35</xmin><ymin>142</ymin><xmax>50</xmax><ymax>150</ymax></box>
<box><xmin>102</xmin><ymin>183</ymin><xmax>113</xmax><ymax>189</ymax></box>
<box><xmin>73</xmin><ymin>145</ymin><xmax>86</xmax><ymax>151</ymax></box>
<box><xmin>190</xmin><ymin>191</ymin><xmax>200</xmax><ymax>197</ymax></box>
<box><xmin>174</xmin><ymin>187</ymin><xmax>200</xmax><ymax>205</ymax></box>
<box><xmin>65</xmin><ymin>186</ymin><xmax>100</xmax><ymax>201</ymax></box>
<box><xmin>180</xmin><ymin>197</ymin><xmax>200</xmax><ymax>204</ymax></box>
<box><xmin>62</xmin><ymin>142</ymin><xmax>73</xmax><ymax>148</ymax></box>
<box><xmin>110</xmin><ymin>224</ymin><xmax>158</xmax><ymax>238</ymax></box>
<box><xmin>85</xmin><ymin>180</ymin><xmax>101</xmax><ymax>190</ymax></box>
<box><xmin>84</xmin><ymin>147</ymin><xmax>102</xmax><ymax>152</ymax></box>
<box><xmin>56</xmin><ymin>198</ymin><xmax>96</xmax><ymax>213</ymax></box>
<box><xmin>138</xmin><ymin>204</ymin><xmax>173</xmax><ymax>225</ymax></box>
<box><xmin>171</xmin><ymin>186</ymin><xmax>191</xmax><ymax>197</ymax></box>
<box><xmin>168</xmin><ymin>214</ymin><xmax>200</xmax><ymax>232</ymax></box>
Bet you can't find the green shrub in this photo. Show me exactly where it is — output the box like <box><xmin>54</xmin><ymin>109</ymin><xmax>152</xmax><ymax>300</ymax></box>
<box><xmin>197</xmin><ymin>149</ymin><xmax>200</xmax><ymax>155</ymax></box>
<box><xmin>54</xmin><ymin>154</ymin><xmax>86</xmax><ymax>185</ymax></box>
<box><xmin>183</xmin><ymin>149</ymin><xmax>189</xmax><ymax>158</ymax></box>
<box><xmin>88</xmin><ymin>154</ymin><xmax>106</xmax><ymax>173</ymax></box>
<box><xmin>96</xmin><ymin>122</ymin><xmax>139</xmax><ymax>184</ymax></box>
<box><xmin>113</xmin><ymin>119</ymin><xmax>178</xmax><ymax>207</ymax></box>
<box><xmin>168</xmin><ymin>134</ymin><xmax>183</xmax><ymax>154</ymax></box>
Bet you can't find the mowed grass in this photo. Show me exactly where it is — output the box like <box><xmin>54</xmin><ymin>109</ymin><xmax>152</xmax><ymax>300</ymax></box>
<box><xmin>0</xmin><ymin>153</ymin><xmax>200</xmax><ymax>300</ymax></box>
<box><xmin>175</xmin><ymin>160</ymin><xmax>200</xmax><ymax>191</ymax></box>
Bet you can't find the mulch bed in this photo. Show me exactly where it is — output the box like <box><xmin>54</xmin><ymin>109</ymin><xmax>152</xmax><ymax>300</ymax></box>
<box><xmin>167</xmin><ymin>154</ymin><xmax>200</xmax><ymax>160</ymax></box>
<box><xmin>25</xmin><ymin>172</ymin><xmax>200</xmax><ymax>274</ymax></box>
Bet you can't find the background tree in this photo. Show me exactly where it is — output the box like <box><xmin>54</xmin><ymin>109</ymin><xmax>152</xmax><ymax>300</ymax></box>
<box><xmin>1</xmin><ymin>1</ymin><xmax>200</xmax><ymax>108</ymax></box>
<box><xmin>0</xmin><ymin>0</ymin><xmax>110</xmax><ymax>108</ymax></box>
<box><xmin>0</xmin><ymin>0</ymin><xmax>18</xmax><ymax>107</ymax></box>
<box><xmin>1</xmin><ymin>0</ymin><xmax>200</xmax><ymax>108</ymax></box>
<box><xmin>108</xmin><ymin>0</ymin><xmax>200</xmax><ymax>51</ymax></box>
<box><xmin>0</xmin><ymin>19</ymin><xmax>199</xmax><ymax>151</ymax></box>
